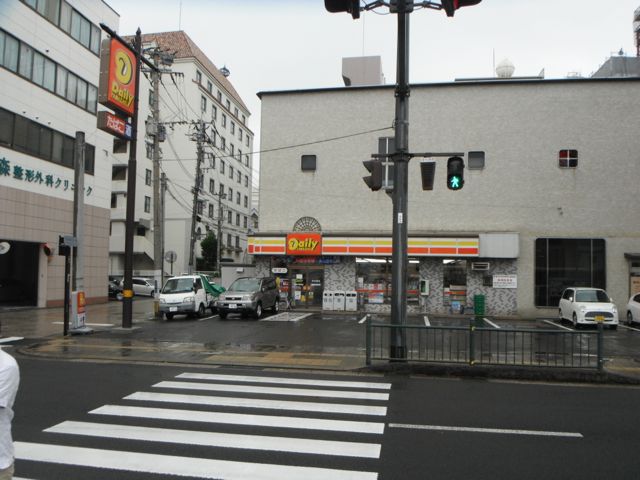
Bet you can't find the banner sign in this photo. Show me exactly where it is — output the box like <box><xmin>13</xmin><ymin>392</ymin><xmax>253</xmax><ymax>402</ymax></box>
<box><xmin>286</xmin><ymin>233</ymin><xmax>322</xmax><ymax>256</ymax></box>
<box><xmin>97</xmin><ymin>111</ymin><xmax>132</xmax><ymax>139</ymax></box>
<box><xmin>99</xmin><ymin>37</ymin><xmax>137</xmax><ymax>117</ymax></box>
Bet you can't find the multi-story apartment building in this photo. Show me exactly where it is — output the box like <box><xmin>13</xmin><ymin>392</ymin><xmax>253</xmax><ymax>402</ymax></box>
<box><xmin>251</xmin><ymin>76</ymin><xmax>640</xmax><ymax>317</ymax></box>
<box><xmin>108</xmin><ymin>31</ymin><xmax>255</xmax><ymax>280</ymax></box>
<box><xmin>0</xmin><ymin>0</ymin><xmax>119</xmax><ymax>307</ymax></box>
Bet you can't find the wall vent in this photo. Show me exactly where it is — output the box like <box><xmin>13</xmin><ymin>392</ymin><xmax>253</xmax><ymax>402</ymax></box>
<box><xmin>471</xmin><ymin>262</ymin><xmax>490</xmax><ymax>271</ymax></box>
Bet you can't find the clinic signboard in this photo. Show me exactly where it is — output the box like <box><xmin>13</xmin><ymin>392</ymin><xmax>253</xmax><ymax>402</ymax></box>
<box><xmin>286</xmin><ymin>233</ymin><xmax>322</xmax><ymax>256</ymax></box>
<box><xmin>98</xmin><ymin>37</ymin><xmax>137</xmax><ymax>117</ymax></box>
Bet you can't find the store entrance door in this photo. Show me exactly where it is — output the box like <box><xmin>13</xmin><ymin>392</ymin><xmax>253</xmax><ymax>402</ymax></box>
<box><xmin>289</xmin><ymin>266</ymin><xmax>324</xmax><ymax>309</ymax></box>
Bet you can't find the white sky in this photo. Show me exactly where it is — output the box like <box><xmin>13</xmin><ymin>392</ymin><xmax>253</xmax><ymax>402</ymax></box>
<box><xmin>107</xmin><ymin>0</ymin><xmax>640</xmax><ymax>163</ymax></box>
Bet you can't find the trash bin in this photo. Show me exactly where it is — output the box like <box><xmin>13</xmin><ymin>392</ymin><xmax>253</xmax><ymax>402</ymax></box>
<box><xmin>474</xmin><ymin>294</ymin><xmax>486</xmax><ymax>316</ymax></box>
<box><xmin>345</xmin><ymin>291</ymin><xmax>358</xmax><ymax>311</ymax></box>
<box><xmin>333</xmin><ymin>291</ymin><xmax>346</xmax><ymax>311</ymax></box>
<box><xmin>323</xmin><ymin>291</ymin><xmax>334</xmax><ymax>311</ymax></box>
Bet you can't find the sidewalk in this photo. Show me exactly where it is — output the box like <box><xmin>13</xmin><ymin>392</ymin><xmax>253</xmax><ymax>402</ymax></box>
<box><xmin>2</xmin><ymin>300</ymin><xmax>640</xmax><ymax>383</ymax></box>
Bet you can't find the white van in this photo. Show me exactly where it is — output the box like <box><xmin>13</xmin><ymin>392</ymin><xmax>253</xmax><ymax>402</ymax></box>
<box><xmin>159</xmin><ymin>275</ymin><xmax>219</xmax><ymax>320</ymax></box>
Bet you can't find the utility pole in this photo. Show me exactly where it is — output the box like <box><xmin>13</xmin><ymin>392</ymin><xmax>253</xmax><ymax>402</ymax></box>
<box><xmin>122</xmin><ymin>28</ymin><xmax>143</xmax><ymax>329</ymax></box>
<box><xmin>188</xmin><ymin>120</ymin><xmax>205</xmax><ymax>274</ymax></box>
<box><xmin>217</xmin><ymin>192</ymin><xmax>225</xmax><ymax>275</ymax></box>
<box><xmin>151</xmin><ymin>48</ymin><xmax>162</xmax><ymax>311</ymax></box>
<box><xmin>389</xmin><ymin>0</ymin><xmax>410</xmax><ymax>361</ymax></box>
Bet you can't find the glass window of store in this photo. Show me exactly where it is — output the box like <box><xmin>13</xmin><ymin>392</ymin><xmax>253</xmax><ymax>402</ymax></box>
<box><xmin>356</xmin><ymin>258</ymin><xmax>420</xmax><ymax>305</ymax></box>
<box><xmin>535</xmin><ymin>238</ymin><xmax>606</xmax><ymax>307</ymax></box>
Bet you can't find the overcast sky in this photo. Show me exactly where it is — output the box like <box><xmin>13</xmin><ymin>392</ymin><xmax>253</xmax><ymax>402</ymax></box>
<box><xmin>107</xmin><ymin>0</ymin><xmax>639</xmax><ymax>159</ymax></box>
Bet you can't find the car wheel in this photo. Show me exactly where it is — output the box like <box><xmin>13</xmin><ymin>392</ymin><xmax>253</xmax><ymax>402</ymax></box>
<box><xmin>149</xmin><ymin>290</ymin><xmax>155</xmax><ymax>297</ymax></box>
<box><xmin>272</xmin><ymin>299</ymin><xmax>279</xmax><ymax>314</ymax></box>
<box><xmin>254</xmin><ymin>302</ymin><xmax>263</xmax><ymax>319</ymax></box>
<box><xmin>628</xmin><ymin>311</ymin><xmax>634</xmax><ymax>325</ymax></box>
<box><xmin>219</xmin><ymin>311</ymin><xmax>227</xmax><ymax>319</ymax></box>
<box><xmin>610</xmin><ymin>325</ymin><xmax>618</xmax><ymax>330</ymax></box>
<box><xmin>165</xmin><ymin>313</ymin><xmax>174</xmax><ymax>320</ymax></box>
<box><xmin>572</xmin><ymin>313</ymin><xmax>578</xmax><ymax>329</ymax></box>
<box><xmin>558</xmin><ymin>309</ymin><xmax>564</xmax><ymax>322</ymax></box>
<box><xmin>197</xmin><ymin>303</ymin><xmax>205</xmax><ymax>317</ymax></box>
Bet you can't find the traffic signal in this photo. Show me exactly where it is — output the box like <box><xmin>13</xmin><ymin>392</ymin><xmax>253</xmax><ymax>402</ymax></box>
<box><xmin>420</xmin><ymin>161</ymin><xmax>436</xmax><ymax>191</ymax></box>
<box><xmin>363</xmin><ymin>159</ymin><xmax>383</xmax><ymax>191</ymax></box>
<box><xmin>441</xmin><ymin>0</ymin><xmax>482</xmax><ymax>17</ymax></box>
<box><xmin>446</xmin><ymin>156</ymin><xmax>465</xmax><ymax>190</ymax></box>
<box><xmin>325</xmin><ymin>0</ymin><xmax>360</xmax><ymax>19</ymax></box>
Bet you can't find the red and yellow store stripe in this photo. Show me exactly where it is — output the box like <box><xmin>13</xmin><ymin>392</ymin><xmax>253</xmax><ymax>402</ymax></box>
<box><xmin>249</xmin><ymin>236</ymin><xmax>478</xmax><ymax>257</ymax></box>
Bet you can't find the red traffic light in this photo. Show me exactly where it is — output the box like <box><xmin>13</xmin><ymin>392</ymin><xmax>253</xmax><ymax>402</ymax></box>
<box><xmin>325</xmin><ymin>0</ymin><xmax>360</xmax><ymax>19</ymax></box>
<box><xmin>441</xmin><ymin>0</ymin><xmax>482</xmax><ymax>17</ymax></box>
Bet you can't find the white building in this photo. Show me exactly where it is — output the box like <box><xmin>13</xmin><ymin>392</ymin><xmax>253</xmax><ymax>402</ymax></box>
<box><xmin>108</xmin><ymin>31</ymin><xmax>255</xmax><ymax>279</ymax></box>
<box><xmin>251</xmin><ymin>77</ymin><xmax>640</xmax><ymax>317</ymax></box>
<box><xmin>0</xmin><ymin>0</ymin><xmax>119</xmax><ymax>307</ymax></box>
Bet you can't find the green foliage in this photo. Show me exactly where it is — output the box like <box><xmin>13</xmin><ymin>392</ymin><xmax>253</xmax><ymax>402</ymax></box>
<box><xmin>198</xmin><ymin>232</ymin><xmax>218</xmax><ymax>271</ymax></box>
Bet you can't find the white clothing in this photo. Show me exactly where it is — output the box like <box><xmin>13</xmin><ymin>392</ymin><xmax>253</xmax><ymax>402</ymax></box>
<box><xmin>0</xmin><ymin>350</ymin><xmax>19</xmax><ymax>470</ymax></box>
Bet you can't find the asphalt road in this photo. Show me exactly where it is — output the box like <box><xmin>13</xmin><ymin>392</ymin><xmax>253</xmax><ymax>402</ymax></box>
<box><xmin>10</xmin><ymin>356</ymin><xmax>640</xmax><ymax>479</ymax></box>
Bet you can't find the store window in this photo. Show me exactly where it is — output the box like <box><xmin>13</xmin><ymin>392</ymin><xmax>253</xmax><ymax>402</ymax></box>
<box><xmin>356</xmin><ymin>258</ymin><xmax>420</xmax><ymax>305</ymax></box>
<box><xmin>535</xmin><ymin>238</ymin><xmax>606</xmax><ymax>307</ymax></box>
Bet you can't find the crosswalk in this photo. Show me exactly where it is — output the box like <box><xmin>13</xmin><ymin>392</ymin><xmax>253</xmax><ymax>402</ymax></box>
<box><xmin>15</xmin><ymin>371</ymin><xmax>392</xmax><ymax>479</ymax></box>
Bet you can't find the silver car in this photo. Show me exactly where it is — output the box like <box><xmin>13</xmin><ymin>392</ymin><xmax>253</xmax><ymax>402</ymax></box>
<box><xmin>626</xmin><ymin>293</ymin><xmax>640</xmax><ymax>325</ymax></box>
<box><xmin>216</xmin><ymin>277</ymin><xmax>279</xmax><ymax>319</ymax></box>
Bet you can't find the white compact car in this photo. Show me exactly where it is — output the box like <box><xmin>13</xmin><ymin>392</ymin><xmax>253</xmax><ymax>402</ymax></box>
<box><xmin>559</xmin><ymin>287</ymin><xmax>618</xmax><ymax>329</ymax></box>
<box><xmin>626</xmin><ymin>293</ymin><xmax>640</xmax><ymax>325</ymax></box>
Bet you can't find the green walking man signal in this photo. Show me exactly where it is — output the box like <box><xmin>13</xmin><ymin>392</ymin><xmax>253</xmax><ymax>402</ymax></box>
<box><xmin>447</xmin><ymin>156</ymin><xmax>465</xmax><ymax>190</ymax></box>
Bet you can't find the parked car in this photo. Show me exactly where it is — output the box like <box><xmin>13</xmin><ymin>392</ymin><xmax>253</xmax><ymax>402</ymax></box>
<box><xmin>626</xmin><ymin>293</ymin><xmax>640</xmax><ymax>325</ymax></box>
<box><xmin>108</xmin><ymin>280</ymin><xmax>123</xmax><ymax>301</ymax></box>
<box><xmin>159</xmin><ymin>274</ymin><xmax>223</xmax><ymax>320</ymax></box>
<box><xmin>119</xmin><ymin>277</ymin><xmax>155</xmax><ymax>297</ymax></box>
<box><xmin>216</xmin><ymin>277</ymin><xmax>279</xmax><ymax>319</ymax></box>
<box><xmin>559</xmin><ymin>287</ymin><xmax>618</xmax><ymax>329</ymax></box>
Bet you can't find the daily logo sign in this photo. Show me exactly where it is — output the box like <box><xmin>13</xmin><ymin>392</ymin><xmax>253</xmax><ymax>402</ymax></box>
<box><xmin>99</xmin><ymin>37</ymin><xmax>137</xmax><ymax>117</ymax></box>
<box><xmin>286</xmin><ymin>233</ymin><xmax>322</xmax><ymax>256</ymax></box>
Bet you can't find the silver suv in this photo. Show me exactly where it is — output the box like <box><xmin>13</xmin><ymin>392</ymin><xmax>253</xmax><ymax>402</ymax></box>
<box><xmin>216</xmin><ymin>277</ymin><xmax>279</xmax><ymax>319</ymax></box>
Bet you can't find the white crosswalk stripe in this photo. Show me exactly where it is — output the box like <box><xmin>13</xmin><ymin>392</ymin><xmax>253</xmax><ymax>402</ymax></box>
<box><xmin>15</xmin><ymin>371</ymin><xmax>390</xmax><ymax>479</ymax></box>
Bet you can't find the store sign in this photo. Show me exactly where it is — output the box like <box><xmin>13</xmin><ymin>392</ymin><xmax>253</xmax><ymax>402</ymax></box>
<box><xmin>493</xmin><ymin>274</ymin><xmax>517</xmax><ymax>289</ymax></box>
<box><xmin>97</xmin><ymin>111</ymin><xmax>132</xmax><ymax>139</ymax></box>
<box><xmin>272</xmin><ymin>267</ymin><xmax>288</xmax><ymax>274</ymax></box>
<box><xmin>99</xmin><ymin>37</ymin><xmax>137</xmax><ymax>117</ymax></box>
<box><xmin>286</xmin><ymin>233</ymin><xmax>322</xmax><ymax>256</ymax></box>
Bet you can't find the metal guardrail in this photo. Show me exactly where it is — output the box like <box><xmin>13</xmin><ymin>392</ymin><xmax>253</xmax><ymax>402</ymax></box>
<box><xmin>365</xmin><ymin>317</ymin><xmax>604</xmax><ymax>370</ymax></box>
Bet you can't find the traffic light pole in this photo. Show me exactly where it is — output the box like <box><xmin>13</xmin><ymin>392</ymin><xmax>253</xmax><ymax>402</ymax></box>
<box><xmin>390</xmin><ymin>0</ymin><xmax>410</xmax><ymax>361</ymax></box>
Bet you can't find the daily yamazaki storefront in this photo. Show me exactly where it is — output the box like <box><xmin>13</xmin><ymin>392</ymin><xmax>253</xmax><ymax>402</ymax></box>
<box><xmin>248</xmin><ymin>232</ymin><xmax>519</xmax><ymax>315</ymax></box>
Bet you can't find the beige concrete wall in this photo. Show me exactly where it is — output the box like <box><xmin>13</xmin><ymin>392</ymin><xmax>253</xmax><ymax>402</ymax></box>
<box><xmin>0</xmin><ymin>185</ymin><xmax>109</xmax><ymax>306</ymax></box>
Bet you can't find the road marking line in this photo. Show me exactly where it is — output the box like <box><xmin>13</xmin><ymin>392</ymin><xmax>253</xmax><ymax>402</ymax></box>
<box><xmin>46</xmin><ymin>421</ymin><xmax>382</xmax><ymax>458</ymax></box>
<box><xmin>388</xmin><ymin>423</ymin><xmax>582</xmax><ymax>438</ymax></box>
<box><xmin>154</xmin><ymin>381</ymin><xmax>389</xmax><ymax>401</ymax></box>
<box><xmin>358</xmin><ymin>315</ymin><xmax>368</xmax><ymax>324</ymax></box>
<box><xmin>14</xmin><ymin>442</ymin><xmax>378</xmax><ymax>480</ymax></box>
<box><xmin>91</xmin><ymin>405</ymin><xmax>385</xmax><ymax>434</ymax></box>
<box><xmin>483</xmin><ymin>318</ymin><xmax>500</xmax><ymax>329</ymax></box>
<box><xmin>176</xmin><ymin>373</ymin><xmax>391</xmax><ymax>390</ymax></box>
<box><xmin>52</xmin><ymin>322</ymin><xmax>114</xmax><ymax>327</ymax></box>
<box><xmin>619</xmin><ymin>324</ymin><xmax>640</xmax><ymax>332</ymax></box>
<box><xmin>125</xmin><ymin>391</ymin><xmax>388</xmax><ymax>416</ymax></box>
<box><xmin>542</xmin><ymin>320</ymin><xmax>574</xmax><ymax>331</ymax></box>
<box><xmin>423</xmin><ymin>315</ymin><xmax>430</xmax><ymax>326</ymax></box>
<box><xmin>0</xmin><ymin>337</ymin><xmax>24</xmax><ymax>344</ymax></box>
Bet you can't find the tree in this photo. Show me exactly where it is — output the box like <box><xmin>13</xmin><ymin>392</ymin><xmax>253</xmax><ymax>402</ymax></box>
<box><xmin>197</xmin><ymin>232</ymin><xmax>217</xmax><ymax>271</ymax></box>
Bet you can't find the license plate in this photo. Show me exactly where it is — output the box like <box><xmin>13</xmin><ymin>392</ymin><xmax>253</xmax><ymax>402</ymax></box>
<box><xmin>229</xmin><ymin>304</ymin><xmax>237</xmax><ymax>309</ymax></box>
<box><xmin>595</xmin><ymin>315</ymin><xmax>604</xmax><ymax>322</ymax></box>
<box><xmin>170</xmin><ymin>307</ymin><xmax>178</xmax><ymax>312</ymax></box>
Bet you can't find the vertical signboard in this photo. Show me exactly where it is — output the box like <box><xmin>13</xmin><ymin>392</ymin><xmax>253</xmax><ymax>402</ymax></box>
<box><xmin>98</xmin><ymin>37</ymin><xmax>137</xmax><ymax>117</ymax></box>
